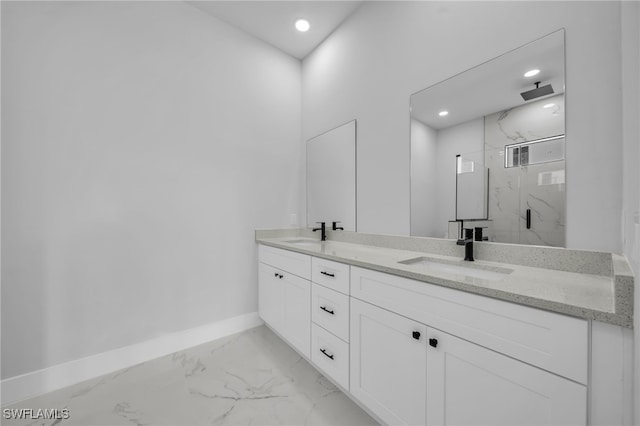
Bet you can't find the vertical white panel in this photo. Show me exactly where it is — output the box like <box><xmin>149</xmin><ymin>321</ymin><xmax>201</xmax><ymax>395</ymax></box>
<box><xmin>590</xmin><ymin>321</ymin><xmax>634</xmax><ymax>426</ymax></box>
<box><xmin>307</xmin><ymin>120</ymin><xmax>357</xmax><ymax>231</ymax></box>
<box><xmin>435</xmin><ymin>118</ymin><xmax>485</xmax><ymax>234</ymax></box>
<box><xmin>410</xmin><ymin>119</ymin><xmax>439</xmax><ymax>237</ymax></box>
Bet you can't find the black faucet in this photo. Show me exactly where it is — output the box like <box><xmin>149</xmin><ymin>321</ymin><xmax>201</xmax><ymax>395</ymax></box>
<box><xmin>474</xmin><ymin>226</ymin><xmax>489</xmax><ymax>241</ymax></box>
<box><xmin>332</xmin><ymin>221</ymin><xmax>344</xmax><ymax>231</ymax></box>
<box><xmin>457</xmin><ymin>228</ymin><xmax>474</xmax><ymax>261</ymax></box>
<box><xmin>313</xmin><ymin>222</ymin><xmax>326</xmax><ymax>241</ymax></box>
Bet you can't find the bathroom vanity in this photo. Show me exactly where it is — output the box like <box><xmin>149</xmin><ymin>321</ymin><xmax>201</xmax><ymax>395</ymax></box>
<box><xmin>255</xmin><ymin>228</ymin><xmax>634</xmax><ymax>426</ymax></box>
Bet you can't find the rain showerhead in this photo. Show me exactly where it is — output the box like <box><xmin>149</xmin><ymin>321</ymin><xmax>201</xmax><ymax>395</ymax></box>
<box><xmin>520</xmin><ymin>81</ymin><xmax>554</xmax><ymax>101</ymax></box>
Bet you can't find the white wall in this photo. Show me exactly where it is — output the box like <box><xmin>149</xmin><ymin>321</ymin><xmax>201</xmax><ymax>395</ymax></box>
<box><xmin>1</xmin><ymin>1</ymin><xmax>302</xmax><ymax>379</ymax></box>
<box><xmin>302</xmin><ymin>1</ymin><xmax>624</xmax><ymax>253</ymax></box>
<box><xmin>620</xmin><ymin>0</ymin><xmax>640</xmax><ymax>420</ymax></box>
<box><xmin>435</xmin><ymin>118</ymin><xmax>484</xmax><ymax>237</ymax></box>
<box><xmin>410</xmin><ymin>119</ymin><xmax>437</xmax><ymax>237</ymax></box>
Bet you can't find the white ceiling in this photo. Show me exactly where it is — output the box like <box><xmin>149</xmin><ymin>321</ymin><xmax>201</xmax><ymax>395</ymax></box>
<box><xmin>187</xmin><ymin>1</ymin><xmax>363</xmax><ymax>59</ymax></box>
<box><xmin>412</xmin><ymin>30</ymin><xmax>565</xmax><ymax>130</ymax></box>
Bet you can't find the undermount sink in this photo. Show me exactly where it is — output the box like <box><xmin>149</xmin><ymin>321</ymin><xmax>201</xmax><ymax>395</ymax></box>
<box><xmin>399</xmin><ymin>256</ymin><xmax>513</xmax><ymax>281</ymax></box>
<box><xmin>283</xmin><ymin>238</ymin><xmax>324</xmax><ymax>248</ymax></box>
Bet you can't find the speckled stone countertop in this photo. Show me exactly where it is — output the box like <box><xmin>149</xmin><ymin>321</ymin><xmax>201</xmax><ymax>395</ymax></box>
<box><xmin>255</xmin><ymin>228</ymin><xmax>634</xmax><ymax>328</ymax></box>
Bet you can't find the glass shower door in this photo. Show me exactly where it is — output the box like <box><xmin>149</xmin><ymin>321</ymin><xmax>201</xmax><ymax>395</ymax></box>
<box><xmin>518</xmin><ymin>160</ymin><xmax>566</xmax><ymax>246</ymax></box>
<box><xmin>498</xmin><ymin>135</ymin><xmax>566</xmax><ymax>247</ymax></box>
<box><xmin>484</xmin><ymin>90</ymin><xmax>566</xmax><ymax>247</ymax></box>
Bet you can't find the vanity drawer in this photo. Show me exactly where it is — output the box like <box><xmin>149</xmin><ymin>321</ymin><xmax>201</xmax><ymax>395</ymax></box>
<box><xmin>350</xmin><ymin>266</ymin><xmax>588</xmax><ymax>384</ymax></box>
<box><xmin>311</xmin><ymin>323</ymin><xmax>349</xmax><ymax>390</ymax></box>
<box><xmin>312</xmin><ymin>283</ymin><xmax>350</xmax><ymax>342</ymax></box>
<box><xmin>312</xmin><ymin>257</ymin><xmax>350</xmax><ymax>294</ymax></box>
<box><xmin>259</xmin><ymin>245</ymin><xmax>311</xmax><ymax>280</ymax></box>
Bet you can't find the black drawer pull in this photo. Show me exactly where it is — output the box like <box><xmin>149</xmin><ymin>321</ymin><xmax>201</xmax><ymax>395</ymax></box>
<box><xmin>273</xmin><ymin>273</ymin><xmax>283</xmax><ymax>279</ymax></box>
<box><xmin>412</xmin><ymin>331</ymin><xmax>421</xmax><ymax>340</ymax></box>
<box><xmin>320</xmin><ymin>271</ymin><xmax>335</xmax><ymax>278</ymax></box>
<box><xmin>320</xmin><ymin>306</ymin><xmax>335</xmax><ymax>315</ymax></box>
<box><xmin>320</xmin><ymin>348</ymin><xmax>334</xmax><ymax>360</ymax></box>
<box><xmin>429</xmin><ymin>338</ymin><xmax>438</xmax><ymax>348</ymax></box>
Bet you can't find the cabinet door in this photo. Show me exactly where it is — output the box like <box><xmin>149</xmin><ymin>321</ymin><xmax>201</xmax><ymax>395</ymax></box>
<box><xmin>426</xmin><ymin>329</ymin><xmax>587</xmax><ymax>426</ymax></box>
<box><xmin>258</xmin><ymin>263</ymin><xmax>283</xmax><ymax>331</ymax></box>
<box><xmin>281</xmin><ymin>271</ymin><xmax>311</xmax><ymax>359</ymax></box>
<box><xmin>350</xmin><ymin>298</ymin><xmax>427</xmax><ymax>426</ymax></box>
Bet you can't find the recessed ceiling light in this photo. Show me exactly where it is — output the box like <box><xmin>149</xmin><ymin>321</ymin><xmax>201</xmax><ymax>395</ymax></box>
<box><xmin>439</xmin><ymin>110</ymin><xmax>449</xmax><ymax>117</ymax></box>
<box><xmin>295</xmin><ymin>18</ymin><xmax>310</xmax><ymax>32</ymax></box>
<box><xmin>543</xmin><ymin>103</ymin><xmax>555</xmax><ymax>108</ymax></box>
<box><xmin>524</xmin><ymin>69</ymin><xmax>540</xmax><ymax>78</ymax></box>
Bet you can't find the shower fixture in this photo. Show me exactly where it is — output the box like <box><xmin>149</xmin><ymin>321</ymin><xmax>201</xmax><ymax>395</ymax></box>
<box><xmin>520</xmin><ymin>81</ymin><xmax>554</xmax><ymax>101</ymax></box>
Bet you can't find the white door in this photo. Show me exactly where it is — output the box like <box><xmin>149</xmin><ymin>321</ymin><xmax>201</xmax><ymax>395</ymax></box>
<box><xmin>281</xmin><ymin>271</ymin><xmax>311</xmax><ymax>358</ymax></box>
<box><xmin>350</xmin><ymin>298</ymin><xmax>427</xmax><ymax>426</ymax></box>
<box><xmin>426</xmin><ymin>329</ymin><xmax>587</xmax><ymax>426</ymax></box>
<box><xmin>258</xmin><ymin>263</ymin><xmax>283</xmax><ymax>331</ymax></box>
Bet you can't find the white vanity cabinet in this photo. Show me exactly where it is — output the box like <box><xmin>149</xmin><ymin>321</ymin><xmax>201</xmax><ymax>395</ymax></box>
<box><xmin>258</xmin><ymin>245</ymin><xmax>311</xmax><ymax>358</ymax></box>
<box><xmin>426</xmin><ymin>328</ymin><xmax>587</xmax><ymax>426</ymax></box>
<box><xmin>310</xmin><ymin>257</ymin><xmax>351</xmax><ymax>390</ymax></box>
<box><xmin>350</xmin><ymin>295</ymin><xmax>587</xmax><ymax>426</ymax></box>
<box><xmin>350</xmin><ymin>266</ymin><xmax>588</xmax><ymax>426</ymax></box>
<box><xmin>350</xmin><ymin>298</ymin><xmax>427</xmax><ymax>425</ymax></box>
<box><xmin>257</xmin><ymin>244</ymin><xmax>593</xmax><ymax>426</ymax></box>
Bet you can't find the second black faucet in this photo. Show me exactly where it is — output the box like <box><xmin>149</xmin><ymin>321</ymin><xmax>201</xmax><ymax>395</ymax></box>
<box><xmin>456</xmin><ymin>228</ymin><xmax>474</xmax><ymax>261</ymax></box>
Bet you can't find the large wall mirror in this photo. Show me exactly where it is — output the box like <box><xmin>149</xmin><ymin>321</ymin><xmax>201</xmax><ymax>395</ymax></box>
<box><xmin>410</xmin><ymin>30</ymin><xmax>565</xmax><ymax>247</ymax></box>
<box><xmin>307</xmin><ymin>120</ymin><xmax>357</xmax><ymax>231</ymax></box>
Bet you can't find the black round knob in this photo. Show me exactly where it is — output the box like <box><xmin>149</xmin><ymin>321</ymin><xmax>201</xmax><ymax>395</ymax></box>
<box><xmin>412</xmin><ymin>331</ymin><xmax>421</xmax><ymax>340</ymax></box>
<box><xmin>429</xmin><ymin>338</ymin><xmax>438</xmax><ymax>348</ymax></box>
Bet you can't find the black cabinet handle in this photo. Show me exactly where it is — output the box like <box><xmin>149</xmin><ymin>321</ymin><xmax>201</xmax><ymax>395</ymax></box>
<box><xmin>320</xmin><ymin>271</ymin><xmax>335</xmax><ymax>278</ymax></box>
<box><xmin>412</xmin><ymin>331</ymin><xmax>421</xmax><ymax>340</ymax></box>
<box><xmin>320</xmin><ymin>348</ymin><xmax>334</xmax><ymax>360</ymax></box>
<box><xmin>429</xmin><ymin>338</ymin><xmax>438</xmax><ymax>348</ymax></box>
<box><xmin>320</xmin><ymin>306</ymin><xmax>335</xmax><ymax>315</ymax></box>
<box><xmin>273</xmin><ymin>273</ymin><xmax>283</xmax><ymax>279</ymax></box>
<box><xmin>526</xmin><ymin>209</ymin><xmax>531</xmax><ymax>229</ymax></box>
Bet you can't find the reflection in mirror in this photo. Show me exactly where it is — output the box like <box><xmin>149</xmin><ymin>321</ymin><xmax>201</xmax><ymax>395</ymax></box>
<box><xmin>456</xmin><ymin>153</ymin><xmax>488</xmax><ymax>221</ymax></box>
<box><xmin>307</xmin><ymin>120</ymin><xmax>356</xmax><ymax>231</ymax></box>
<box><xmin>410</xmin><ymin>30</ymin><xmax>565</xmax><ymax>246</ymax></box>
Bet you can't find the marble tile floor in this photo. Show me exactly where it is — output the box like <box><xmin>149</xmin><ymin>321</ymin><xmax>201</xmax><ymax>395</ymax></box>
<box><xmin>2</xmin><ymin>326</ymin><xmax>378</xmax><ymax>426</ymax></box>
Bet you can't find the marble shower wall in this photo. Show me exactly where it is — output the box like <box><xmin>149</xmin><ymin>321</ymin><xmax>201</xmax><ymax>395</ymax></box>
<box><xmin>484</xmin><ymin>95</ymin><xmax>566</xmax><ymax>246</ymax></box>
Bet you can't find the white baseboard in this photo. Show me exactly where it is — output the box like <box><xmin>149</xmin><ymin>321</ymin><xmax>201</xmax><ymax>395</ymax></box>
<box><xmin>1</xmin><ymin>312</ymin><xmax>263</xmax><ymax>406</ymax></box>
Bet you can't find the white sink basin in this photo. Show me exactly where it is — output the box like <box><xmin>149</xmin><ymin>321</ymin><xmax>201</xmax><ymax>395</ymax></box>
<box><xmin>399</xmin><ymin>256</ymin><xmax>512</xmax><ymax>281</ymax></box>
<box><xmin>283</xmin><ymin>239</ymin><xmax>323</xmax><ymax>248</ymax></box>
